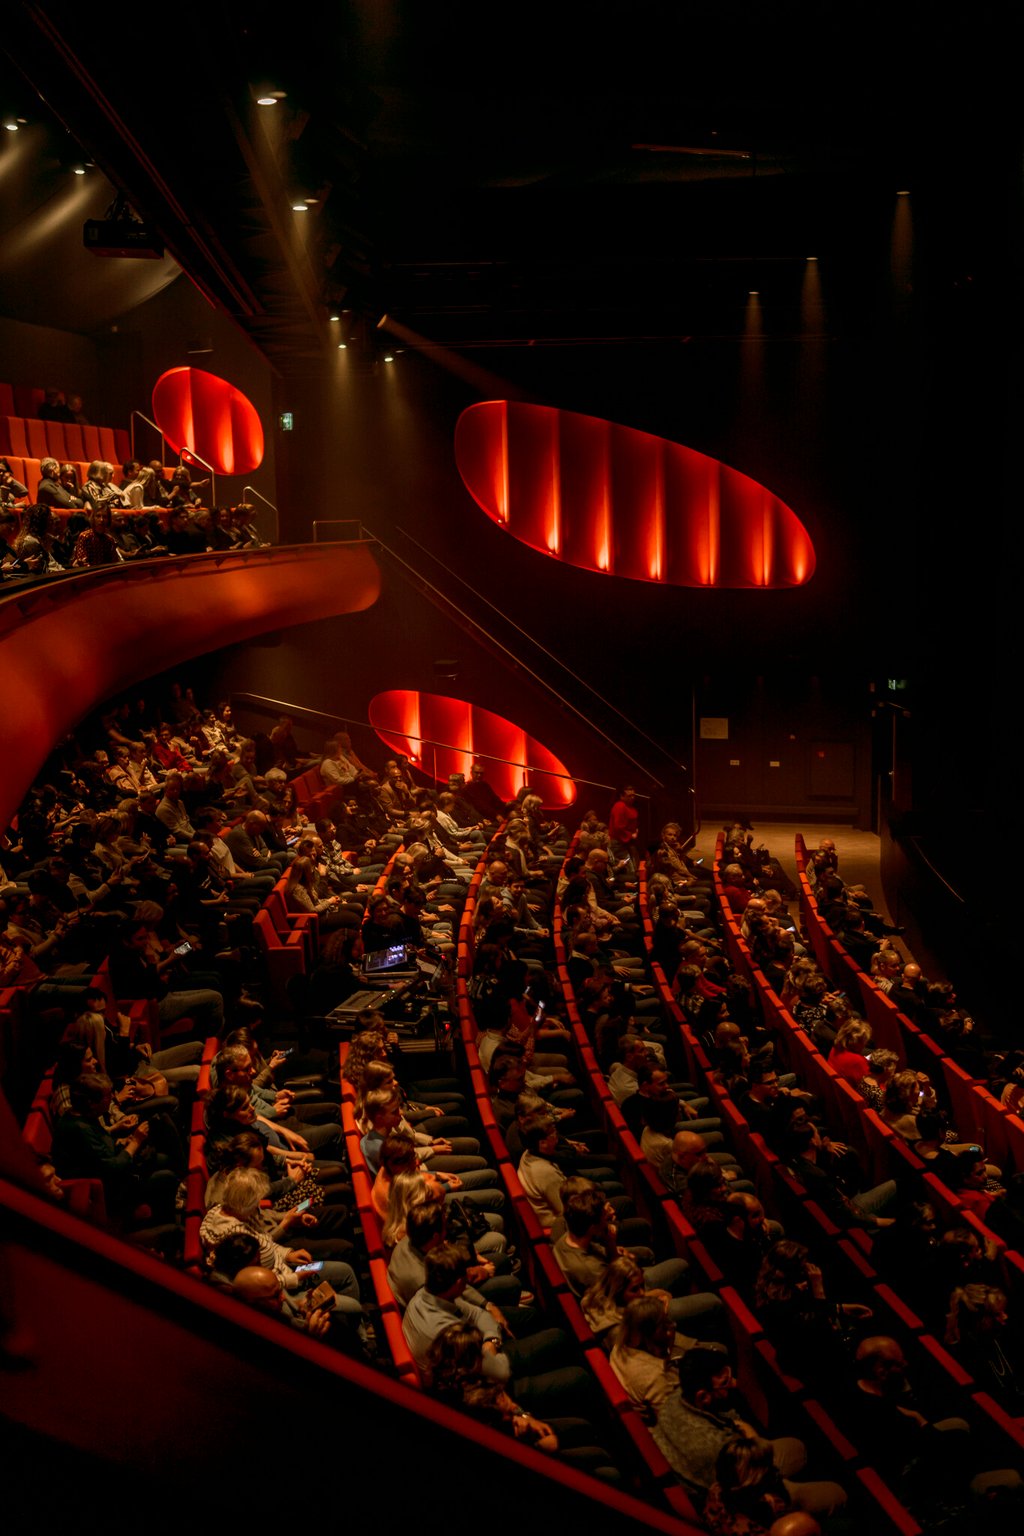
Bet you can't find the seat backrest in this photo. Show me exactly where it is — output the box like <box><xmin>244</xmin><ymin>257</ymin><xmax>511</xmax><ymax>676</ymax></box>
<box><xmin>0</xmin><ymin>383</ymin><xmax>14</xmax><ymax>416</ymax></box>
<box><xmin>21</xmin><ymin>459</ymin><xmax>41</xmax><ymax>499</ymax></box>
<box><xmin>98</xmin><ymin>426</ymin><xmax>118</xmax><ymax>463</ymax></box>
<box><xmin>26</xmin><ymin>419</ymin><xmax>49</xmax><ymax>458</ymax></box>
<box><xmin>6</xmin><ymin>417</ymin><xmax>29</xmax><ymax>457</ymax></box>
<box><xmin>252</xmin><ymin>908</ymin><xmax>279</xmax><ymax>951</ymax></box>
<box><xmin>44</xmin><ymin>422</ymin><xmax>68</xmax><ymax>459</ymax></box>
<box><xmin>81</xmin><ymin>425</ymin><xmax>101</xmax><ymax>460</ymax></box>
<box><xmin>63</xmin><ymin>424</ymin><xmax>85</xmax><ymax>461</ymax></box>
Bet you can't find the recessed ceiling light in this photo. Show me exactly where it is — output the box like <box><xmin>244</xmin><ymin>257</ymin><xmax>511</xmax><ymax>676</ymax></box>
<box><xmin>384</xmin><ymin>354</ymin><xmax>394</xmax><ymax>363</ymax></box>
<box><xmin>292</xmin><ymin>201</ymin><xmax>308</xmax><ymax>213</ymax></box>
<box><xmin>3</xmin><ymin>117</ymin><xmax>20</xmax><ymax>132</ymax></box>
<box><xmin>73</xmin><ymin>164</ymin><xmax>87</xmax><ymax>175</ymax></box>
<box><xmin>338</xmin><ymin>342</ymin><xmax>347</xmax><ymax>350</ymax></box>
<box><xmin>329</xmin><ymin>313</ymin><xmax>340</xmax><ymax>322</ymax></box>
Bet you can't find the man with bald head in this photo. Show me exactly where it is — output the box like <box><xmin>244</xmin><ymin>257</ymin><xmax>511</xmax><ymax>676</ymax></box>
<box><xmin>663</xmin><ymin>1130</ymin><xmax>752</xmax><ymax>1198</ymax></box>
<box><xmin>889</xmin><ymin>960</ymin><xmax>928</xmax><ymax>1017</ymax></box>
<box><xmin>233</xmin><ymin>1265</ymin><xmax>332</xmax><ymax>1341</ymax></box>
<box><xmin>769</xmin><ymin>1515</ymin><xmax>820</xmax><ymax>1536</ymax></box>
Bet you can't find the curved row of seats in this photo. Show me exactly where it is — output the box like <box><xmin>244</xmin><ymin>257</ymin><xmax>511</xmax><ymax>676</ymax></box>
<box><xmin>451</xmin><ymin>834</ymin><xmax>708</xmax><ymax>1528</ymax></box>
<box><xmin>792</xmin><ymin>834</ymin><xmax>1024</xmax><ymax>1178</ymax></box>
<box><xmin>663</xmin><ymin>837</ymin><xmax>1024</xmax><ymax>1500</ymax></box>
<box><xmin>1</xmin><ymin>458</ymin><xmax>179</xmax><ymax>513</ymax></box>
<box><xmin>543</xmin><ymin>845</ymin><xmax>930</xmax><ymax>1534</ymax></box>
<box><xmin>1</xmin><ymin>414</ymin><xmax>131</xmax><ymax>473</ymax></box>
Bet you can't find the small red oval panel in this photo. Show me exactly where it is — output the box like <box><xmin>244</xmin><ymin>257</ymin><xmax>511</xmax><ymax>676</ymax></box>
<box><xmin>152</xmin><ymin>367</ymin><xmax>264</xmax><ymax>476</ymax></box>
<box><xmin>368</xmin><ymin>690</ymin><xmax>576</xmax><ymax>808</ymax></box>
<box><xmin>455</xmin><ymin>401</ymin><xmax>815</xmax><ymax>588</ymax></box>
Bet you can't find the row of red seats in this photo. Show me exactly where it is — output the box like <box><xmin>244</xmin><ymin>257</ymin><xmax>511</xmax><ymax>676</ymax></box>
<box><xmin>644</xmin><ymin>863</ymin><xmax>992</xmax><ymax>1526</ymax></box>
<box><xmin>555</xmin><ymin>856</ymin><xmax>935</xmax><ymax>1533</ymax></box>
<box><xmin>338</xmin><ymin>1040</ymin><xmax>423</xmax><ymax>1388</ymax></box>
<box><xmin>793</xmin><ymin>834</ymin><xmax>1024</xmax><ymax>1178</ymax></box>
<box><xmin>456</xmin><ymin>864</ymin><xmax>705</xmax><ymax>1529</ymax></box>
<box><xmin>1</xmin><ymin>455</ymin><xmax>179</xmax><ymax>509</ymax></box>
<box><xmin>1</xmin><ymin>414</ymin><xmax>131</xmax><ymax>471</ymax></box>
<box><xmin>698</xmin><ymin>841</ymin><xmax>1024</xmax><ymax>1475</ymax></box>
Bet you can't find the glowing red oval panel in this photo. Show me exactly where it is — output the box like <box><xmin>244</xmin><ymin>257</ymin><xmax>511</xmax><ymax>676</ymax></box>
<box><xmin>455</xmin><ymin>401</ymin><xmax>815</xmax><ymax>588</ymax></box>
<box><xmin>368</xmin><ymin>690</ymin><xmax>576</xmax><ymax>809</ymax></box>
<box><xmin>152</xmin><ymin>366</ymin><xmax>264</xmax><ymax>476</ymax></box>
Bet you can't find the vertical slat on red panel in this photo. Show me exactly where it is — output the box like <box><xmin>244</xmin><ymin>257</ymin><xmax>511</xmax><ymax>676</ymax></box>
<box><xmin>559</xmin><ymin>409</ymin><xmax>608</xmax><ymax>574</ymax></box>
<box><xmin>507</xmin><ymin>402</ymin><xmax>551</xmax><ymax>554</ymax></box>
<box><xmin>608</xmin><ymin>417</ymin><xmax>655</xmax><ymax>581</ymax></box>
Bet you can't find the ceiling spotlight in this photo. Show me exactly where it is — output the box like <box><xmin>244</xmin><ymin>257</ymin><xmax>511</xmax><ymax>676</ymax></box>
<box><xmin>383</xmin><ymin>354</ymin><xmax>394</xmax><ymax>363</ymax></box>
<box><xmin>329</xmin><ymin>313</ymin><xmax>340</xmax><ymax>322</ymax></box>
<box><xmin>73</xmin><ymin>163</ymin><xmax>87</xmax><ymax>176</ymax></box>
<box><xmin>292</xmin><ymin>201</ymin><xmax>309</xmax><ymax>212</ymax></box>
<box><xmin>254</xmin><ymin>87</ymin><xmax>286</xmax><ymax>106</ymax></box>
<box><xmin>3</xmin><ymin>117</ymin><xmax>20</xmax><ymax>132</ymax></box>
<box><xmin>896</xmin><ymin>189</ymin><xmax>910</xmax><ymax>196</ymax></box>
<box><xmin>337</xmin><ymin>342</ymin><xmax>347</xmax><ymax>350</ymax></box>
<box><xmin>806</xmin><ymin>255</ymin><xmax>817</xmax><ymax>262</ymax></box>
<box><xmin>748</xmin><ymin>290</ymin><xmax>759</xmax><ymax>297</ymax></box>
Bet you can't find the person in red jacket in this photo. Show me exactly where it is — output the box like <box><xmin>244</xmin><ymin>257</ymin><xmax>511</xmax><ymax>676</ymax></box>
<box><xmin>609</xmin><ymin>784</ymin><xmax>639</xmax><ymax>872</ymax></box>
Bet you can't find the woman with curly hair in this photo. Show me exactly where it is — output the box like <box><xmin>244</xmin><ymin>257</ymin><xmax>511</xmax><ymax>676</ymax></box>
<box><xmin>14</xmin><ymin>503</ymin><xmax>63</xmax><ymax>574</ymax></box>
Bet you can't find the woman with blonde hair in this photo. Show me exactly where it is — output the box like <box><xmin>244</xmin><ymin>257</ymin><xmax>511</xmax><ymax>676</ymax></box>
<box><xmin>382</xmin><ymin>1168</ymin><xmax>433</xmax><ymax>1249</ymax></box>
<box><xmin>828</xmin><ymin>1018</ymin><xmax>874</xmax><ymax>1085</ymax></box>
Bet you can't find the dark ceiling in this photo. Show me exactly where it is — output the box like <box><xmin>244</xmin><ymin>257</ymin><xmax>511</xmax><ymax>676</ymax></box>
<box><xmin>4</xmin><ymin>2</ymin><xmax>1016</xmax><ymax>375</ymax></box>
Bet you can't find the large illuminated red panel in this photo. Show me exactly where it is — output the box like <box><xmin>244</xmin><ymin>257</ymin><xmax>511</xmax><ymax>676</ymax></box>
<box><xmin>152</xmin><ymin>367</ymin><xmax>264</xmax><ymax>475</ymax></box>
<box><xmin>368</xmin><ymin>690</ymin><xmax>575</xmax><ymax>808</ymax></box>
<box><xmin>455</xmin><ymin>401</ymin><xmax>815</xmax><ymax>588</ymax></box>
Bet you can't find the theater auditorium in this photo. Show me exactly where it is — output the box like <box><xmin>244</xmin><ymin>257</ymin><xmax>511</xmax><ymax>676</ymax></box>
<box><xmin>0</xmin><ymin>5</ymin><xmax>1014</xmax><ymax>1530</ymax></box>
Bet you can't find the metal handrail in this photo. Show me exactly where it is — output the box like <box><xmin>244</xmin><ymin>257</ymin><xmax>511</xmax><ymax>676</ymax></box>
<box><xmin>179</xmin><ymin>445</ymin><xmax>215</xmax><ymax>508</ymax></box>
<box><xmin>364</xmin><ymin>525</ymin><xmax>663</xmax><ymax>790</ymax></box>
<box><xmin>130</xmin><ymin>409</ymin><xmax>168</xmax><ymax>466</ymax></box>
<box><xmin>242</xmin><ymin>485</ymin><xmax>280</xmax><ymax>545</ymax></box>
<box><xmin>396</xmin><ymin>526</ymin><xmax>682</xmax><ymax>789</ymax></box>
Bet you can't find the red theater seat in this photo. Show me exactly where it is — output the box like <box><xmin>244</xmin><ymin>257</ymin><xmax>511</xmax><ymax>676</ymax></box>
<box><xmin>26</xmin><ymin>419</ymin><xmax>48</xmax><ymax>458</ymax></box>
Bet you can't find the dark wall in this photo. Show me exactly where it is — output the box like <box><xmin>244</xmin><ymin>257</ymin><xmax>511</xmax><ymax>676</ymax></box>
<box><xmin>0</xmin><ymin>314</ymin><xmax>99</xmax><ymax>411</ymax></box>
<box><xmin>694</xmin><ymin>673</ymin><xmax>874</xmax><ymax>827</ymax></box>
